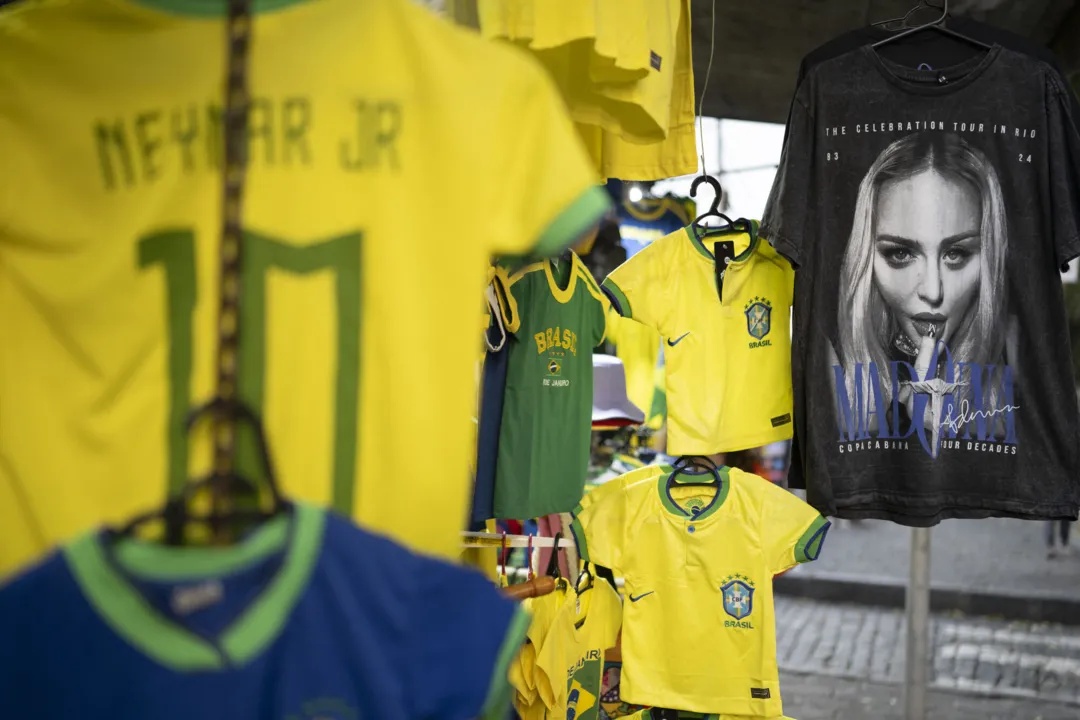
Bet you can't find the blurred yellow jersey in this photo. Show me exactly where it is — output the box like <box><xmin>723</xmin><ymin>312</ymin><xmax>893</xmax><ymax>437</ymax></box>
<box><xmin>571</xmin><ymin>465</ymin><xmax>830</xmax><ymax>715</ymax></box>
<box><xmin>0</xmin><ymin>0</ymin><xmax>608</xmax><ymax>576</ymax></box>
<box><xmin>602</xmin><ymin>224</ymin><xmax>795</xmax><ymax>455</ymax></box>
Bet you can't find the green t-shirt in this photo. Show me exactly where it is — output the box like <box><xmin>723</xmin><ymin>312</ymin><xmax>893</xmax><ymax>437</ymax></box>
<box><xmin>493</xmin><ymin>252</ymin><xmax>608</xmax><ymax>519</ymax></box>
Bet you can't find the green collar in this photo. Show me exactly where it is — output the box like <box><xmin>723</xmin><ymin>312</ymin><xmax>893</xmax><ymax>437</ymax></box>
<box><xmin>63</xmin><ymin>502</ymin><xmax>325</xmax><ymax>671</ymax></box>
<box><xmin>685</xmin><ymin>220</ymin><xmax>760</xmax><ymax>263</ymax></box>
<box><xmin>129</xmin><ymin>0</ymin><xmax>310</xmax><ymax>16</ymax></box>
<box><xmin>656</xmin><ymin>467</ymin><xmax>730</xmax><ymax>522</ymax></box>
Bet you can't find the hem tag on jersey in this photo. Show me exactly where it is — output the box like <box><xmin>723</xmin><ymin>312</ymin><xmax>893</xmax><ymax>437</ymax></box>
<box><xmin>771</xmin><ymin>413</ymin><xmax>792</xmax><ymax>428</ymax></box>
<box><xmin>171</xmin><ymin>580</ymin><xmax>225</xmax><ymax>616</ymax></box>
<box><xmin>750</xmin><ymin>688</ymin><xmax>772</xmax><ymax>699</ymax></box>
<box><xmin>650</xmin><ymin>51</ymin><xmax>662</xmax><ymax>71</ymax></box>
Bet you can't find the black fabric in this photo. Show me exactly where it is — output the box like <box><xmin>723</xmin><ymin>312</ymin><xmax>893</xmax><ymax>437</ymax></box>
<box><xmin>762</xmin><ymin>46</ymin><xmax>1080</xmax><ymax>525</ymax></box>
<box><xmin>783</xmin><ymin>19</ymin><xmax>1080</xmax><ymax>493</ymax></box>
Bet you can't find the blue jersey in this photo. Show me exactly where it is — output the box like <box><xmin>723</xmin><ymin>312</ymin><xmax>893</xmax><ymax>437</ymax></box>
<box><xmin>0</xmin><ymin>503</ymin><xmax>527</xmax><ymax>720</ymax></box>
<box><xmin>616</xmin><ymin>198</ymin><xmax>691</xmax><ymax>259</ymax></box>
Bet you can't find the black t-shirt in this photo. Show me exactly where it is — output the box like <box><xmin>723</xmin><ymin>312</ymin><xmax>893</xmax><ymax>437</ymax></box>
<box><xmin>762</xmin><ymin>45</ymin><xmax>1080</xmax><ymax>525</ymax></box>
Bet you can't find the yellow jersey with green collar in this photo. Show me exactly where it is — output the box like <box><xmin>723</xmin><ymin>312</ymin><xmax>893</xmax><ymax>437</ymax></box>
<box><xmin>570</xmin><ymin>466</ymin><xmax>830</xmax><ymax>715</ymax></box>
<box><xmin>601</xmin><ymin>223</ymin><xmax>795</xmax><ymax>455</ymax></box>
<box><xmin>0</xmin><ymin>0</ymin><xmax>609</xmax><ymax>577</ymax></box>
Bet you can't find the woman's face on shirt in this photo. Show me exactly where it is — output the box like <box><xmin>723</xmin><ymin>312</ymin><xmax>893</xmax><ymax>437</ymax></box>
<box><xmin>873</xmin><ymin>168</ymin><xmax>982</xmax><ymax>348</ymax></box>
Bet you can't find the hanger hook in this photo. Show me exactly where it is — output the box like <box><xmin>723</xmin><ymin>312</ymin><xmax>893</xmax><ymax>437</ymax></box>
<box><xmin>690</xmin><ymin>175</ymin><xmax>723</xmax><ymax>215</ymax></box>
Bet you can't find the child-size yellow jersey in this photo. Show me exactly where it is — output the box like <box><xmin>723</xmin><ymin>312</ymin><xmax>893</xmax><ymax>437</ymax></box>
<box><xmin>0</xmin><ymin>0</ymin><xmax>608</xmax><ymax>577</ymax></box>
<box><xmin>601</xmin><ymin>223</ymin><xmax>795</xmax><ymax>455</ymax></box>
<box><xmin>570</xmin><ymin>466</ymin><xmax>830</xmax><ymax>715</ymax></box>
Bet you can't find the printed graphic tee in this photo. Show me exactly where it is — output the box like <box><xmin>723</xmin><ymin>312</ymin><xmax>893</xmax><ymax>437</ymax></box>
<box><xmin>494</xmin><ymin>252</ymin><xmax>608</xmax><ymax>519</ymax></box>
<box><xmin>570</xmin><ymin>465</ymin><xmax>829</xmax><ymax>715</ymax></box>
<box><xmin>762</xmin><ymin>46</ymin><xmax>1080</xmax><ymax>525</ymax></box>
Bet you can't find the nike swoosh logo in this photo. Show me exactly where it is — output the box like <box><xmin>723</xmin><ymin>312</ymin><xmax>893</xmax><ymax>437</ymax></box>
<box><xmin>628</xmin><ymin>591</ymin><xmax>654</xmax><ymax>603</ymax></box>
<box><xmin>667</xmin><ymin>332</ymin><xmax>690</xmax><ymax>347</ymax></box>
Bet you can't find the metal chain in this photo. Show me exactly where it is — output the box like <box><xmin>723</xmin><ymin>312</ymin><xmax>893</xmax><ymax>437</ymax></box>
<box><xmin>214</xmin><ymin>0</ymin><xmax>252</xmax><ymax>489</ymax></box>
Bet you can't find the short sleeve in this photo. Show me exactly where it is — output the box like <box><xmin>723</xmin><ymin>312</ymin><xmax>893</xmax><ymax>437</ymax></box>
<box><xmin>761</xmin><ymin>87</ymin><xmax>815</xmax><ymax>270</ymax></box>
<box><xmin>573</xmin><ymin>258</ymin><xmax>612</xmax><ymax>346</ymax></box>
<box><xmin>491</xmin><ymin>56</ymin><xmax>611</xmax><ymax>257</ymax></box>
<box><xmin>759</xmin><ymin>479</ymin><xmax>830</xmax><ymax>575</ymax></box>
<box><xmin>1046</xmin><ymin>75</ymin><xmax>1080</xmax><ymax>267</ymax></box>
<box><xmin>571</xmin><ymin>486</ymin><xmax>627</xmax><ymax>571</ymax></box>
<box><xmin>506</xmin><ymin>263</ymin><xmax>542</xmax><ymax>336</ymax></box>
<box><xmin>406</xmin><ymin>559</ymin><xmax>530</xmax><ymax>720</ymax></box>
<box><xmin>600</xmin><ymin>238</ymin><xmax>668</xmax><ymax>331</ymax></box>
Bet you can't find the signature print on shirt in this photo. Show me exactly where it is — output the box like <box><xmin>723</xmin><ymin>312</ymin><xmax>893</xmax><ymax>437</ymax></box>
<box><xmin>829</xmin><ymin>132</ymin><xmax>1019</xmax><ymax>460</ymax></box>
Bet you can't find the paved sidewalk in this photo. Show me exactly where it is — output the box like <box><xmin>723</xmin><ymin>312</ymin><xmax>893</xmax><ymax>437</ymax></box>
<box><xmin>775</xmin><ymin>598</ymin><xmax>1080</xmax><ymax>708</ymax></box>
<box><xmin>779</xmin><ymin>672</ymin><xmax>1079</xmax><ymax>720</ymax></box>
<box><xmin>776</xmin><ymin>515</ymin><xmax>1080</xmax><ymax>623</ymax></box>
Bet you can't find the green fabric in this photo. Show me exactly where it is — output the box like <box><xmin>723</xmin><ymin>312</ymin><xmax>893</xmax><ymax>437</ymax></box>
<box><xmin>64</xmin><ymin>502</ymin><xmax>325</xmax><ymax>671</ymax></box>
<box><xmin>656</xmin><ymin>467</ymin><xmax>730</xmax><ymax>521</ymax></box>
<box><xmin>533</xmin><ymin>186</ymin><xmax>612</xmax><ymax>258</ymax></box>
<box><xmin>493</xmin><ymin>254</ymin><xmax>607</xmax><ymax>519</ymax></box>
<box><xmin>130</xmin><ymin>0</ymin><xmax>311</xmax><ymax>16</ymax></box>
<box><xmin>795</xmin><ymin>515</ymin><xmax>831</xmax><ymax>564</ymax></box>
<box><xmin>601</xmin><ymin>277</ymin><xmax>633</xmax><ymax>319</ymax></box>
<box><xmin>480</xmin><ymin>604</ymin><xmax>532</xmax><ymax>720</ymax></box>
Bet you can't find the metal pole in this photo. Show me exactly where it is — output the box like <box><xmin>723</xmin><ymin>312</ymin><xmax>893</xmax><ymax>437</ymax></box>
<box><xmin>904</xmin><ymin>526</ymin><xmax>932</xmax><ymax>720</ymax></box>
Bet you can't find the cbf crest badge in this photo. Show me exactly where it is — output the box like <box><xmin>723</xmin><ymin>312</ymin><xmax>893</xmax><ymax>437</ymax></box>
<box><xmin>744</xmin><ymin>297</ymin><xmax>772</xmax><ymax>340</ymax></box>
<box><xmin>721</xmin><ymin>574</ymin><xmax>756</xmax><ymax>620</ymax></box>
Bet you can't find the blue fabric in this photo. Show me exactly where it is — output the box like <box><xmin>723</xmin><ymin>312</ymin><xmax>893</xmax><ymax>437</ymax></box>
<box><xmin>0</xmin><ymin>511</ymin><xmax>517</xmax><ymax>720</ymax></box>
<box><xmin>470</xmin><ymin>328</ymin><xmax>511</xmax><ymax>528</ymax></box>
<box><xmin>617</xmin><ymin>205</ymin><xmax>688</xmax><ymax>259</ymax></box>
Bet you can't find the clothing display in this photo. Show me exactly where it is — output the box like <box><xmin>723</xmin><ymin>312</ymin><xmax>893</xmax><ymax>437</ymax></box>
<box><xmin>603</xmin><ymin>222</ymin><xmax>795</xmax><ymax>455</ymax></box>
<box><xmin>0</xmin><ymin>503</ymin><xmax>527</xmax><ymax>719</ymax></box>
<box><xmin>762</xmin><ymin>43</ymin><xmax>1080</xmax><ymax>525</ymax></box>
<box><xmin>12</xmin><ymin>0</ymin><xmax>1080</xmax><ymax>716</ymax></box>
<box><xmin>479</xmin><ymin>0</ymin><xmax>696</xmax><ymax>180</ymax></box>
<box><xmin>492</xmin><ymin>252</ymin><xmax>609</xmax><ymax>519</ymax></box>
<box><xmin>512</xmin><ymin>579</ymin><xmax>622</xmax><ymax>719</ymax></box>
<box><xmin>0</xmin><ymin>0</ymin><xmax>610</xmax><ymax>576</ymax></box>
<box><xmin>571</xmin><ymin>464</ymin><xmax>829</xmax><ymax>714</ymax></box>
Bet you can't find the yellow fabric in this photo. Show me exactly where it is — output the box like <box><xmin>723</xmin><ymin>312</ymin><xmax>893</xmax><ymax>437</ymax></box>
<box><xmin>602</xmin><ymin>227</ymin><xmax>795</xmax><ymax>455</ymax></box>
<box><xmin>599</xmin><ymin>0</ymin><xmax>696</xmax><ymax>180</ymax></box>
<box><xmin>0</xmin><ymin>0</ymin><xmax>607</xmax><ymax>577</ymax></box>
<box><xmin>604</xmin><ymin>309</ymin><xmax>662</xmax><ymax>426</ymax></box>
<box><xmin>528</xmin><ymin>581</ymin><xmax>622</xmax><ymax>719</ymax></box>
<box><xmin>572</xmin><ymin>467</ymin><xmax>828</xmax><ymax>715</ymax></box>
<box><xmin>590</xmin><ymin>0</ymin><xmax>650</xmax><ymax>85</ymax></box>
<box><xmin>481</xmin><ymin>0</ymin><xmax>696</xmax><ymax>181</ymax></box>
<box><xmin>510</xmin><ymin>586</ymin><xmax>571</xmax><ymax>719</ymax></box>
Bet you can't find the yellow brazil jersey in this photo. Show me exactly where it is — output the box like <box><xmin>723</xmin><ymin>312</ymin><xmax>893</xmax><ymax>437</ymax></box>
<box><xmin>569</xmin><ymin>466</ymin><xmax>830</xmax><ymax>716</ymax></box>
<box><xmin>601</xmin><ymin>223</ymin><xmax>795</xmax><ymax>456</ymax></box>
<box><xmin>528</xmin><ymin>580</ymin><xmax>622</xmax><ymax>720</ymax></box>
<box><xmin>0</xmin><ymin>0</ymin><xmax>609</xmax><ymax>577</ymax></box>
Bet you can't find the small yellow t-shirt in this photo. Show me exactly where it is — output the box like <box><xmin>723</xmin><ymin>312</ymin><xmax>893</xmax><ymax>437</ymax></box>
<box><xmin>571</xmin><ymin>465</ymin><xmax>829</xmax><ymax>715</ymax></box>
<box><xmin>602</xmin><ymin>223</ymin><xmax>795</xmax><ymax>455</ymax></box>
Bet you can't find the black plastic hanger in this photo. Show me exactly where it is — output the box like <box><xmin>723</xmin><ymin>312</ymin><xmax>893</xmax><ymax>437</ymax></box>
<box><xmin>668</xmin><ymin>455</ymin><xmax>721</xmax><ymax>488</ymax></box>
<box><xmin>872</xmin><ymin>0</ymin><xmax>991</xmax><ymax>52</ymax></box>
<box><xmin>548</xmin><ymin>533</ymin><xmax>565</xmax><ymax>582</ymax></box>
<box><xmin>114</xmin><ymin>397</ymin><xmax>288</xmax><ymax>546</ymax></box>
<box><xmin>690</xmin><ymin>175</ymin><xmax>749</xmax><ymax>236</ymax></box>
